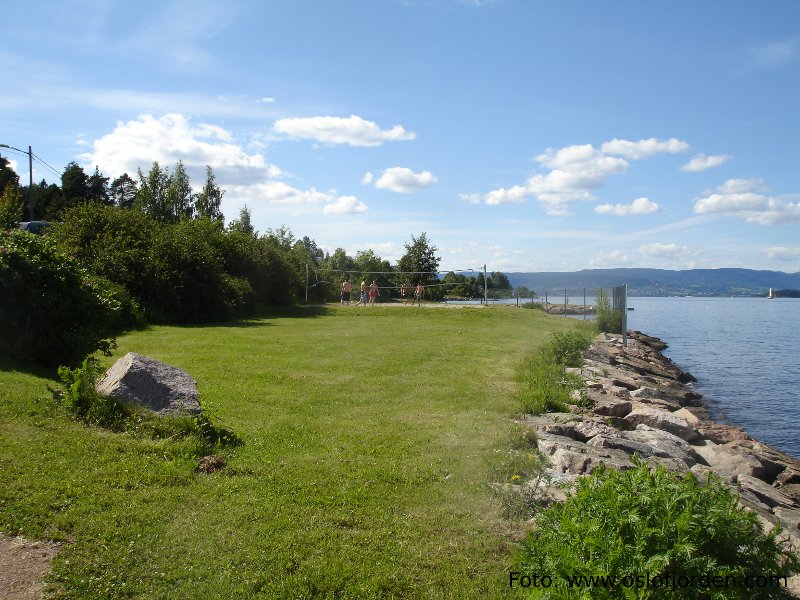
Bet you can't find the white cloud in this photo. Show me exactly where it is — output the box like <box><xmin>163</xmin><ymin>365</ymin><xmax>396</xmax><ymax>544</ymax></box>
<box><xmin>601</xmin><ymin>137</ymin><xmax>690</xmax><ymax>160</ymax></box>
<box><xmin>361</xmin><ymin>171</ymin><xmax>374</xmax><ymax>185</ymax></box>
<box><xmin>464</xmin><ymin>143</ymin><xmax>630</xmax><ymax>214</ymax></box>
<box><xmin>323</xmin><ymin>196</ymin><xmax>368</xmax><ymax>215</ymax></box>
<box><xmin>639</xmin><ymin>242</ymin><xmax>691</xmax><ymax>257</ymax></box>
<box><xmin>273</xmin><ymin>115</ymin><xmax>416</xmax><ymax>147</ymax></box>
<box><xmin>374</xmin><ymin>167</ymin><xmax>437</xmax><ymax>193</ymax></box>
<box><xmin>693</xmin><ymin>178</ymin><xmax>800</xmax><ymax>225</ymax></box>
<box><xmin>227</xmin><ymin>181</ymin><xmax>367</xmax><ymax>215</ymax></box>
<box><xmin>589</xmin><ymin>250</ymin><xmax>631</xmax><ymax>268</ymax></box>
<box><xmin>257</xmin><ymin>97</ymin><xmax>275</xmax><ymax>103</ymax></box>
<box><xmin>595</xmin><ymin>197</ymin><xmax>660</xmax><ymax>216</ymax></box>
<box><xmin>765</xmin><ymin>247</ymin><xmax>800</xmax><ymax>261</ymax></box>
<box><xmin>680</xmin><ymin>153</ymin><xmax>732</xmax><ymax>172</ymax></box>
<box><xmin>81</xmin><ymin>113</ymin><xmax>274</xmax><ymax>184</ymax></box>
<box><xmin>82</xmin><ymin>113</ymin><xmax>368</xmax><ymax>218</ymax></box>
<box><xmin>464</xmin><ymin>137</ymin><xmax>687</xmax><ymax>215</ymax></box>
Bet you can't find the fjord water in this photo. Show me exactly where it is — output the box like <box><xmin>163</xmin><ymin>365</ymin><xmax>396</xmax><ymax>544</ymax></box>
<box><xmin>625</xmin><ymin>297</ymin><xmax>800</xmax><ymax>460</ymax></box>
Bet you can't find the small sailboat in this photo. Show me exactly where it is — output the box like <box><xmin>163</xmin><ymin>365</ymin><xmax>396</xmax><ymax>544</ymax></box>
<box><xmin>768</xmin><ymin>288</ymin><xmax>774</xmax><ymax>300</ymax></box>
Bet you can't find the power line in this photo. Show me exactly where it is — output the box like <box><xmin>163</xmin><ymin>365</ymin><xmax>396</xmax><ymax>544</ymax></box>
<box><xmin>31</xmin><ymin>152</ymin><xmax>62</xmax><ymax>178</ymax></box>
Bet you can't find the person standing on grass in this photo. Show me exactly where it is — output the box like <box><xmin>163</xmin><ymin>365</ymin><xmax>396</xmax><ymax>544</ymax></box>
<box><xmin>341</xmin><ymin>278</ymin><xmax>352</xmax><ymax>305</ymax></box>
<box><xmin>401</xmin><ymin>282</ymin><xmax>410</xmax><ymax>304</ymax></box>
<box><xmin>368</xmin><ymin>280</ymin><xmax>380</xmax><ymax>305</ymax></box>
<box><xmin>414</xmin><ymin>282</ymin><xmax>424</xmax><ymax>306</ymax></box>
<box><xmin>355</xmin><ymin>280</ymin><xmax>368</xmax><ymax>306</ymax></box>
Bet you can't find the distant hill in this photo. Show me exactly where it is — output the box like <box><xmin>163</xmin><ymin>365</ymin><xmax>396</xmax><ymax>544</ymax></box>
<box><xmin>506</xmin><ymin>268</ymin><xmax>800</xmax><ymax>297</ymax></box>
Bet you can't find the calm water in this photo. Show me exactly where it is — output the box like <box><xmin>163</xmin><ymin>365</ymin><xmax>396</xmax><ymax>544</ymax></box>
<box><xmin>625</xmin><ymin>297</ymin><xmax>800</xmax><ymax>460</ymax></box>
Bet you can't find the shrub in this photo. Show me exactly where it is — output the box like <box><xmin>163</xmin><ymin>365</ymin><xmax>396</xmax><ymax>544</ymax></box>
<box><xmin>596</xmin><ymin>287</ymin><xmax>622</xmax><ymax>334</ymax></box>
<box><xmin>514</xmin><ymin>461</ymin><xmax>800</xmax><ymax>599</ymax></box>
<box><xmin>58</xmin><ymin>356</ymin><xmax>129</xmax><ymax>430</ymax></box>
<box><xmin>548</xmin><ymin>330</ymin><xmax>592</xmax><ymax>367</ymax></box>
<box><xmin>52</xmin><ymin>204</ymin><xmax>299</xmax><ymax>323</ymax></box>
<box><xmin>0</xmin><ymin>230</ymin><xmax>120</xmax><ymax>367</ymax></box>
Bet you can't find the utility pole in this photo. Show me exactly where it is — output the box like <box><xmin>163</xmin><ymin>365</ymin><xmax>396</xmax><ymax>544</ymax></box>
<box><xmin>483</xmin><ymin>264</ymin><xmax>488</xmax><ymax>305</ymax></box>
<box><xmin>0</xmin><ymin>143</ymin><xmax>34</xmax><ymax>220</ymax></box>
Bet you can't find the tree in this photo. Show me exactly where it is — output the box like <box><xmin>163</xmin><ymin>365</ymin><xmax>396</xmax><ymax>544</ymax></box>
<box><xmin>0</xmin><ymin>181</ymin><xmax>24</xmax><ymax>229</ymax></box>
<box><xmin>167</xmin><ymin>160</ymin><xmax>194</xmax><ymax>221</ymax></box>
<box><xmin>0</xmin><ymin>155</ymin><xmax>19</xmax><ymax>197</ymax></box>
<box><xmin>32</xmin><ymin>180</ymin><xmax>63</xmax><ymax>221</ymax></box>
<box><xmin>110</xmin><ymin>173</ymin><xmax>138</xmax><ymax>209</ymax></box>
<box><xmin>351</xmin><ymin>249</ymin><xmax>392</xmax><ymax>300</ymax></box>
<box><xmin>86</xmin><ymin>166</ymin><xmax>110</xmax><ymax>205</ymax></box>
<box><xmin>195</xmin><ymin>165</ymin><xmax>224</xmax><ymax>223</ymax></box>
<box><xmin>61</xmin><ymin>162</ymin><xmax>89</xmax><ymax>207</ymax></box>
<box><xmin>396</xmin><ymin>232</ymin><xmax>441</xmax><ymax>299</ymax></box>
<box><xmin>135</xmin><ymin>162</ymin><xmax>170</xmax><ymax>222</ymax></box>
<box><xmin>488</xmin><ymin>271</ymin><xmax>512</xmax><ymax>291</ymax></box>
<box><xmin>228</xmin><ymin>205</ymin><xmax>256</xmax><ymax>237</ymax></box>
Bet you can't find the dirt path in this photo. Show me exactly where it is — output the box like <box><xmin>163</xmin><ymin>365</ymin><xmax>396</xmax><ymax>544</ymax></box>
<box><xmin>0</xmin><ymin>534</ymin><xmax>59</xmax><ymax>600</ymax></box>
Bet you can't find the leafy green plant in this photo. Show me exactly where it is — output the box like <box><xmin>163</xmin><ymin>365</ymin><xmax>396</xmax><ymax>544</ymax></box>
<box><xmin>596</xmin><ymin>287</ymin><xmax>622</xmax><ymax>334</ymax></box>
<box><xmin>514</xmin><ymin>460</ymin><xmax>800</xmax><ymax>599</ymax></box>
<box><xmin>58</xmin><ymin>357</ymin><xmax>130</xmax><ymax>430</ymax></box>
<box><xmin>490</xmin><ymin>425</ymin><xmax>551</xmax><ymax>520</ymax></box>
<box><xmin>58</xmin><ymin>355</ymin><xmax>241</xmax><ymax>453</ymax></box>
<box><xmin>548</xmin><ymin>330</ymin><xmax>592</xmax><ymax>367</ymax></box>
<box><xmin>0</xmin><ymin>229</ymin><xmax>120</xmax><ymax>366</ymax></box>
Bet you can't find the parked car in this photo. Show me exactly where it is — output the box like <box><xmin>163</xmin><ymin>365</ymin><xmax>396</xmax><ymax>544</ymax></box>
<box><xmin>18</xmin><ymin>221</ymin><xmax>51</xmax><ymax>234</ymax></box>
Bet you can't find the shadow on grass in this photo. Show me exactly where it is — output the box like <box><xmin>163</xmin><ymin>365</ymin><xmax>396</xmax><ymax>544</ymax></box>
<box><xmin>170</xmin><ymin>305</ymin><xmax>334</xmax><ymax>330</ymax></box>
<box><xmin>0</xmin><ymin>355</ymin><xmax>58</xmax><ymax>379</ymax></box>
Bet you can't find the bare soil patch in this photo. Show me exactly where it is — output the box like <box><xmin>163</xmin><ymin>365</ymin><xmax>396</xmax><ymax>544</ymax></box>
<box><xmin>0</xmin><ymin>534</ymin><xmax>59</xmax><ymax>600</ymax></box>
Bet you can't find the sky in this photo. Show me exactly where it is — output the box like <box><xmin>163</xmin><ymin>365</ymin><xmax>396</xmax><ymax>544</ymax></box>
<box><xmin>2</xmin><ymin>0</ymin><xmax>799</xmax><ymax>274</ymax></box>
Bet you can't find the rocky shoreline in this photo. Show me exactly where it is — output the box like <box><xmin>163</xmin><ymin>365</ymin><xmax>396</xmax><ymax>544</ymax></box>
<box><xmin>520</xmin><ymin>330</ymin><xmax>800</xmax><ymax>574</ymax></box>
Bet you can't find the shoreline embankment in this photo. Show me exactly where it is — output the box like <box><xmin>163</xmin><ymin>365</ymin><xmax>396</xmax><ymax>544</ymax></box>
<box><xmin>521</xmin><ymin>330</ymin><xmax>800</xmax><ymax>583</ymax></box>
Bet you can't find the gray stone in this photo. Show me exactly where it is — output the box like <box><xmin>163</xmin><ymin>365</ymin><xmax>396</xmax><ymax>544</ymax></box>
<box><xmin>625</xmin><ymin>407</ymin><xmax>699</xmax><ymax>442</ymax></box>
<box><xmin>591</xmin><ymin>395</ymin><xmax>632</xmax><ymax>418</ymax></box>
<box><xmin>625</xmin><ymin>425</ymin><xmax>703</xmax><ymax>467</ymax></box>
<box><xmin>736</xmin><ymin>475</ymin><xmax>796</xmax><ymax>510</ymax></box>
<box><xmin>588</xmin><ymin>434</ymin><xmax>664</xmax><ymax>459</ymax></box>
<box><xmin>694</xmin><ymin>422</ymin><xmax>752</xmax><ymax>445</ymax></box>
<box><xmin>693</xmin><ymin>442</ymin><xmax>768</xmax><ymax>480</ymax></box>
<box><xmin>96</xmin><ymin>352</ymin><xmax>201</xmax><ymax>415</ymax></box>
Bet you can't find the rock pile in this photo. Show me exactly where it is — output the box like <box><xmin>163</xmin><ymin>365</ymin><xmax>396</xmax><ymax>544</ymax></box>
<box><xmin>522</xmin><ymin>330</ymin><xmax>800</xmax><ymax>552</ymax></box>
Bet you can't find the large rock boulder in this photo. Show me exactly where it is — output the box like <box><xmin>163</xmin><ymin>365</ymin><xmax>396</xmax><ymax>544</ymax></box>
<box><xmin>625</xmin><ymin>407</ymin><xmax>699</xmax><ymax>442</ymax></box>
<box><xmin>96</xmin><ymin>353</ymin><xmax>201</xmax><ymax>415</ymax></box>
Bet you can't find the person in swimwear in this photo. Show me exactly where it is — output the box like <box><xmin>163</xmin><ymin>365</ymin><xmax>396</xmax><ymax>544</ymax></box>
<box><xmin>414</xmin><ymin>282</ymin><xmax>424</xmax><ymax>306</ymax></box>
<box><xmin>401</xmin><ymin>282</ymin><xmax>410</xmax><ymax>305</ymax></box>
<box><xmin>368</xmin><ymin>280</ymin><xmax>380</xmax><ymax>305</ymax></box>
<box><xmin>341</xmin><ymin>278</ymin><xmax>352</xmax><ymax>305</ymax></box>
<box><xmin>355</xmin><ymin>280</ymin><xmax>368</xmax><ymax>306</ymax></box>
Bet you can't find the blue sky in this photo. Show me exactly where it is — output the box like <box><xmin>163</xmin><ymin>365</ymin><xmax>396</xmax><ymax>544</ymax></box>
<box><xmin>2</xmin><ymin>0</ymin><xmax>799</xmax><ymax>273</ymax></box>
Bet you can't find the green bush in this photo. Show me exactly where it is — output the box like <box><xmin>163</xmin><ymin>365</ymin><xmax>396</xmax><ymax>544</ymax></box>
<box><xmin>548</xmin><ymin>330</ymin><xmax>592</xmax><ymax>367</ymax></box>
<box><xmin>58</xmin><ymin>356</ymin><xmax>129</xmax><ymax>430</ymax></box>
<box><xmin>596</xmin><ymin>287</ymin><xmax>623</xmax><ymax>334</ymax></box>
<box><xmin>0</xmin><ymin>230</ymin><xmax>120</xmax><ymax>366</ymax></box>
<box><xmin>52</xmin><ymin>204</ymin><xmax>298</xmax><ymax>323</ymax></box>
<box><xmin>514</xmin><ymin>461</ymin><xmax>800</xmax><ymax>599</ymax></box>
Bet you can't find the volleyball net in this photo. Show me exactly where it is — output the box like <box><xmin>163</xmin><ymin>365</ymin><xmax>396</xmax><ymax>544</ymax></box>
<box><xmin>305</xmin><ymin>265</ymin><xmax>493</xmax><ymax>302</ymax></box>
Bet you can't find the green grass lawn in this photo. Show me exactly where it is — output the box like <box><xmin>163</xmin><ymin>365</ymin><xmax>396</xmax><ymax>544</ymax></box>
<box><xmin>0</xmin><ymin>305</ymin><xmax>585</xmax><ymax>598</ymax></box>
